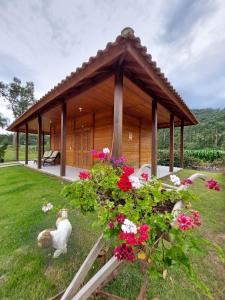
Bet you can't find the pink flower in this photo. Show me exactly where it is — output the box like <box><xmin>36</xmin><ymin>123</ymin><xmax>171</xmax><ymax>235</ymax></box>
<box><xmin>116</xmin><ymin>213</ymin><xmax>126</xmax><ymax>224</ymax></box>
<box><xmin>114</xmin><ymin>243</ymin><xmax>135</xmax><ymax>261</ymax></box>
<box><xmin>141</xmin><ymin>173</ymin><xmax>149</xmax><ymax>181</ymax></box>
<box><xmin>91</xmin><ymin>149</ymin><xmax>99</xmax><ymax>159</ymax></box>
<box><xmin>206</xmin><ymin>179</ymin><xmax>220</xmax><ymax>192</ymax></box>
<box><xmin>108</xmin><ymin>220</ymin><xmax>114</xmax><ymax>229</ymax></box>
<box><xmin>181</xmin><ymin>178</ymin><xmax>193</xmax><ymax>186</ymax></box>
<box><xmin>191</xmin><ymin>210</ymin><xmax>202</xmax><ymax>227</ymax></box>
<box><xmin>98</xmin><ymin>152</ymin><xmax>107</xmax><ymax>160</ymax></box>
<box><xmin>79</xmin><ymin>170</ymin><xmax>91</xmax><ymax>180</ymax></box>
<box><xmin>176</xmin><ymin>213</ymin><xmax>194</xmax><ymax>231</ymax></box>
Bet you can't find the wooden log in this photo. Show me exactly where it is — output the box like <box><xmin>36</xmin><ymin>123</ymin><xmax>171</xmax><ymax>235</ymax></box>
<box><xmin>37</xmin><ymin>114</ymin><xmax>42</xmax><ymax>169</ymax></box>
<box><xmin>60</xmin><ymin>101</ymin><xmax>67</xmax><ymax>176</ymax></box>
<box><xmin>180</xmin><ymin>120</ymin><xmax>184</xmax><ymax>168</ymax></box>
<box><xmin>16</xmin><ymin>131</ymin><xmax>19</xmax><ymax>161</ymax></box>
<box><xmin>151</xmin><ymin>100</ymin><xmax>157</xmax><ymax>176</ymax></box>
<box><xmin>25</xmin><ymin>124</ymin><xmax>28</xmax><ymax>164</ymax></box>
<box><xmin>72</xmin><ymin>257</ymin><xmax>122</xmax><ymax>300</ymax></box>
<box><xmin>112</xmin><ymin>65</ymin><xmax>123</xmax><ymax>159</ymax></box>
<box><xmin>61</xmin><ymin>234</ymin><xmax>105</xmax><ymax>300</ymax></box>
<box><xmin>169</xmin><ymin>113</ymin><xmax>174</xmax><ymax>173</ymax></box>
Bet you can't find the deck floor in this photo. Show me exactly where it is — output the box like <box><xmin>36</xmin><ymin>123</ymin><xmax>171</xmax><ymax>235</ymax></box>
<box><xmin>19</xmin><ymin>161</ymin><xmax>181</xmax><ymax>182</ymax></box>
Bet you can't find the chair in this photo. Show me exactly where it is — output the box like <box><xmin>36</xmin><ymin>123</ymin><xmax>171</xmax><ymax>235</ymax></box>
<box><xmin>34</xmin><ymin>150</ymin><xmax>53</xmax><ymax>164</ymax></box>
<box><xmin>43</xmin><ymin>151</ymin><xmax>60</xmax><ymax>166</ymax></box>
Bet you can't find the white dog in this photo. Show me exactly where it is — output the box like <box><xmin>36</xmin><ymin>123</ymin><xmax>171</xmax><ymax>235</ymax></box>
<box><xmin>37</xmin><ymin>209</ymin><xmax>72</xmax><ymax>258</ymax></box>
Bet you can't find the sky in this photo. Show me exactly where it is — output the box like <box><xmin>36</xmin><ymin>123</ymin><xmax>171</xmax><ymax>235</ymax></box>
<box><xmin>0</xmin><ymin>0</ymin><xmax>225</xmax><ymax>133</ymax></box>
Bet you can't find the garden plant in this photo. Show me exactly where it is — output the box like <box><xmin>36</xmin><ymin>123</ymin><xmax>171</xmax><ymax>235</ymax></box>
<box><xmin>63</xmin><ymin>148</ymin><xmax>223</xmax><ymax>299</ymax></box>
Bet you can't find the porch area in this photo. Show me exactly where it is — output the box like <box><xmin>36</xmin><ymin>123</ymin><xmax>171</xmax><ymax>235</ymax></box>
<box><xmin>19</xmin><ymin>160</ymin><xmax>181</xmax><ymax>182</ymax></box>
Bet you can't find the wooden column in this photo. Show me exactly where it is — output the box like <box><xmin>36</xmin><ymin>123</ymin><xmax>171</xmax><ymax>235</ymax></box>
<box><xmin>169</xmin><ymin>113</ymin><xmax>174</xmax><ymax>172</ymax></box>
<box><xmin>16</xmin><ymin>131</ymin><xmax>19</xmax><ymax>161</ymax></box>
<box><xmin>37</xmin><ymin>114</ymin><xmax>42</xmax><ymax>169</ymax></box>
<box><xmin>60</xmin><ymin>101</ymin><xmax>67</xmax><ymax>177</ymax></box>
<box><xmin>25</xmin><ymin>123</ymin><xmax>28</xmax><ymax>164</ymax></box>
<box><xmin>42</xmin><ymin>132</ymin><xmax>45</xmax><ymax>155</ymax></box>
<box><xmin>112</xmin><ymin>66</ymin><xmax>123</xmax><ymax>159</ymax></box>
<box><xmin>180</xmin><ymin>120</ymin><xmax>184</xmax><ymax>168</ymax></box>
<box><xmin>151</xmin><ymin>100</ymin><xmax>157</xmax><ymax>176</ymax></box>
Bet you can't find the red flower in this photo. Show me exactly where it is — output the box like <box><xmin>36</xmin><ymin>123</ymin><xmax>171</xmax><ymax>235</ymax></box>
<box><xmin>206</xmin><ymin>179</ymin><xmax>220</xmax><ymax>192</ymax></box>
<box><xmin>116</xmin><ymin>213</ymin><xmax>126</xmax><ymax>224</ymax></box>
<box><xmin>114</xmin><ymin>243</ymin><xmax>135</xmax><ymax>261</ymax></box>
<box><xmin>119</xmin><ymin>224</ymin><xmax>150</xmax><ymax>245</ymax></box>
<box><xmin>122</xmin><ymin>165</ymin><xmax>134</xmax><ymax>176</ymax></box>
<box><xmin>141</xmin><ymin>173</ymin><xmax>149</xmax><ymax>181</ymax></box>
<box><xmin>120</xmin><ymin>231</ymin><xmax>137</xmax><ymax>245</ymax></box>
<box><xmin>117</xmin><ymin>174</ymin><xmax>132</xmax><ymax>192</ymax></box>
<box><xmin>98</xmin><ymin>152</ymin><xmax>107</xmax><ymax>160</ymax></box>
<box><xmin>181</xmin><ymin>178</ymin><xmax>193</xmax><ymax>186</ymax></box>
<box><xmin>79</xmin><ymin>170</ymin><xmax>91</xmax><ymax>180</ymax></box>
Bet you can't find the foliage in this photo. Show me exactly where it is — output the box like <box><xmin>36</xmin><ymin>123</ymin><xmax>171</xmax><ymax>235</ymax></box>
<box><xmin>158</xmin><ymin>108</ymin><xmax>225</xmax><ymax>150</ymax></box>
<box><xmin>0</xmin><ymin>143</ymin><xmax>8</xmax><ymax>162</ymax></box>
<box><xmin>62</xmin><ymin>149</ymin><xmax>223</xmax><ymax>298</ymax></box>
<box><xmin>158</xmin><ymin>149</ymin><xmax>225</xmax><ymax>168</ymax></box>
<box><xmin>0</xmin><ymin>77</ymin><xmax>36</xmax><ymax>119</ymax></box>
<box><xmin>0</xmin><ymin>113</ymin><xmax>8</xmax><ymax>128</ymax></box>
<box><xmin>0</xmin><ymin>166</ymin><xmax>224</xmax><ymax>300</ymax></box>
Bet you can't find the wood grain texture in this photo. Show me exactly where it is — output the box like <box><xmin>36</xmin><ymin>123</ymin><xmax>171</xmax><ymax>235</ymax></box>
<box><xmin>25</xmin><ymin>124</ymin><xmax>28</xmax><ymax>164</ymax></box>
<box><xmin>151</xmin><ymin>100</ymin><xmax>157</xmax><ymax>176</ymax></box>
<box><xmin>169</xmin><ymin>113</ymin><xmax>174</xmax><ymax>172</ymax></box>
<box><xmin>112</xmin><ymin>66</ymin><xmax>123</xmax><ymax>159</ymax></box>
<box><xmin>60</xmin><ymin>101</ymin><xmax>67</xmax><ymax>176</ymax></box>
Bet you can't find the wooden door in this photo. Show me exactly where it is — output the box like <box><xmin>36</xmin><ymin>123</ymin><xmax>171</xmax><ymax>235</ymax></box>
<box><xmin>74</xmin><ymin>127</ymin><xmax>93</xmax><ymax>169</ymax></box>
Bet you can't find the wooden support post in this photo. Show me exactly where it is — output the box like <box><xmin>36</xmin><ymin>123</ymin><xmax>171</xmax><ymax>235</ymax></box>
<box><xmin>25</xmin><ymin>123</ymin><xmax>28</xmax><ymax>164</ymax></box>
<box><xmin>16</xmin><ymin>131</ymin><xmax>19</xmax><ymax>161</ymax></box>
<box><xmin>61</xmin><ymin>235</ymin><xmax>105</xmax><ymax>300</ymax></box>
<box><xmin>72</xmin><ymin>257</ymin><xmax>122</xmax><ymax>300</ymax></box>
<box><xmin>169</xmin><ymin>113</ymin><xmax>174</xmax><ymax>172</ymax></box>
<box><xmin>180</xmin><ymin>120</ymin><xmax>184</xmax><ymax>168</ymax></box>
<box><xmin>60</xmin><ymin>101</ymin><xmax>67</xmax><ymax>177</ymax></box>
<box><xmin>42</xmin><ymin>132</ymin><xmax>45</xmax><ymax>156</ymax></box>
<box><xmin>151</xmin><ymin>100</ymin><xmax>157</xmax><ymax>176</ymax></box>
<box><xmin>37</xmin><ymin>114</ymin><xmax>42</xmax><ymax>169</ymax></box>
<box><xmin>112</xmin><ymin>66</ymin><xmax>123</xmax><ymax>159</ymax></box>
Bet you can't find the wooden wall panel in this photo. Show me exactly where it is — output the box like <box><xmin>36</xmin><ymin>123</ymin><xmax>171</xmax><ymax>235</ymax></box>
<box><xmin>140</xmin><ymin>120</ymin><xmax>152</xmax><ymax>166</ymax></box>
<box><xmin>49</xmin><ymin>109</ymin><xmax>152</xmax><ymax>169</ymax></box>
<box><xmin>122</xmin><ymin>114</ymin><xmax>140</xmax><ymax>168</ymax></box>
<box><xmin>94</xmin><ymin>110</ymin><xmax>113</xmax><ymax>151</ymax></box>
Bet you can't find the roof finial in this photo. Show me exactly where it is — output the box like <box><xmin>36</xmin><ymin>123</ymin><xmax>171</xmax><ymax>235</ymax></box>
<box><xmin>121</xmin><ymin>27</ymin><xmax>135</xmax><ymax>37</ymax></box>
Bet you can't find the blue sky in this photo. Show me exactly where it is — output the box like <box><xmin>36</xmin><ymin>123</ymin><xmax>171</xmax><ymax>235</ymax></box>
<box><xmin>0</xmin><ymin>0</ymin><xmax>225</xmax><ymax>129</ymax></box>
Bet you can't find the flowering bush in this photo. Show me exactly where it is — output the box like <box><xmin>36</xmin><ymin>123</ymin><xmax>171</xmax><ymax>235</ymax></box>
<box><xmin>62</xmin><ymin>148</ymin><xmax>223</xmax><ymax>298</ymax></box>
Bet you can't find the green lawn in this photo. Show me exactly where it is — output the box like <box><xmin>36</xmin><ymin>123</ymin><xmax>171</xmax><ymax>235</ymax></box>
<box><xmin>0</xmin><ymin>166</ymin><xmax>224</xmax><ymax>300</ymax></box>
<box><xmin>4</xmin><ymin>145</ymin><xmax>37</xmax><ymax>162</ymax></box>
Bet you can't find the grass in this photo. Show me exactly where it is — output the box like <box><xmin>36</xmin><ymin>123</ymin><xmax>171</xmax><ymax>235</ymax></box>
<box><xmin>0</xmin><ymin>167</ymin><xmax>224</xmax><ymax>300</ymax></box>
<box><xmin>4</xmin><ymin>145</ymin><xmax>37</xmax><ymax>162</ymax></box>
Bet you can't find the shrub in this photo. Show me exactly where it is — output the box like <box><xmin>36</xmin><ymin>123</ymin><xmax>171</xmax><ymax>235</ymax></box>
<box><xmin>0</xmin><ymin>144</ymin><xmax>8</xmax><ymax>163</ymax></box>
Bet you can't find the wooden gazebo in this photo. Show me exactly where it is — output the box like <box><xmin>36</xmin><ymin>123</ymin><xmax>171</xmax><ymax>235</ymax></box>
<box><xmin>7</xmin><ymin>27</ymin><xmax>198</xmax><ymax>177</ymax></box>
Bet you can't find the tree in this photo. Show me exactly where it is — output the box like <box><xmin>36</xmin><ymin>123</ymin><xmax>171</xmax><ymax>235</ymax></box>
<box><xmin>0</xmin><ymin>113</ymin><xmax>8</xmax><ymax>128</ymax></box>
<box><xmin>0</xmin><ymin>77</ymin><xmax>36</xmax><ymax>119</ymax></box>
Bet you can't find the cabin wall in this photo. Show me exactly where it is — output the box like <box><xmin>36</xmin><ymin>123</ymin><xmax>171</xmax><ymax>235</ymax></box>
<box><xmin>50</xmin><ymin>110</ymin><xmax>152</xmax><ymax>168</ymax></box>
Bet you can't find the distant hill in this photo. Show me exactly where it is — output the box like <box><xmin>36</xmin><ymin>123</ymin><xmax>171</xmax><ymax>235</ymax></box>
<box><xmin>158</xmin><ymin>108</ymin><xmax>225</xmax><ymax>150</ymax></box>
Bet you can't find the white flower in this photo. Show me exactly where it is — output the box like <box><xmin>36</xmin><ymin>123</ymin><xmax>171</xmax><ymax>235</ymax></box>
<box><xmin>42</xmin><ymin>202</ymin><xmax>53</xmax><ymax>213</ymax></box>
<box><xmin>170</xmin><ymin>175</ymin><xmax>181</xmax><ymax>186</ymax></box>
<box><xmin>121</xmin><ymin>218</ymin><xmax>137</xmax><ymax>234</ymax></box>
<box><xmin>102</xmin><ymin>147</ymin><xmax>110</xmax><ymax>154</ymax></box>
<box><xmin>129</xmin><ymin>175</ymin><xmax>142</xmax><ymax>189</ymax></box>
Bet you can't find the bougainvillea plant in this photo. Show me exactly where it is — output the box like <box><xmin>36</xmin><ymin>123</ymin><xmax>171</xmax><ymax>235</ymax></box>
<box><xmin>62</xmin><ymin>148</ymin><xmax>223</xmax><ymax>298</ymax></box>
